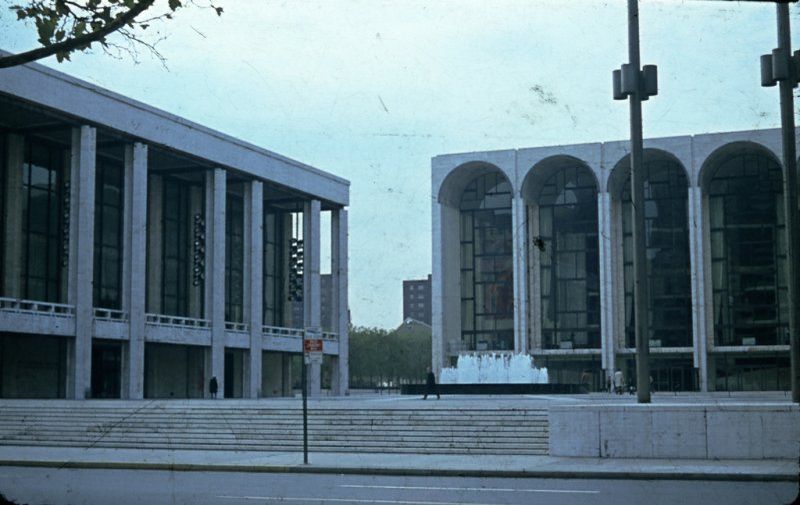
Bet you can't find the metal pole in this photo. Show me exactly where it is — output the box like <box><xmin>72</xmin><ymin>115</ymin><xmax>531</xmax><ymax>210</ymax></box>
<box><xmin>627</xmin><ymin>0</ymin><xmax>651</xmax><ymax>403</ymax></box>
<box><xmin>302</xmin><ymin>351</ymin><xmax>309</xmax><ymax>463</ymax></box>
<box><xmin>776</xmin><ymin>3</ymin><xmax>800</xmax><ymax>404</ymax></box>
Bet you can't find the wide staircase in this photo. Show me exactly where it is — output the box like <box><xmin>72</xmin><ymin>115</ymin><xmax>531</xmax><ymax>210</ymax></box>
<box><xmin>0</xmin><ymin>400</ymin><xmax>549</xmax><ymax>455</ymax></box>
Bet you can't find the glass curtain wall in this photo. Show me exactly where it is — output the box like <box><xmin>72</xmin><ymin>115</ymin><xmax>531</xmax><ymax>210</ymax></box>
<box><xmin>21</xmin><ymin>138</ymin><xmax>66</xmax><ymax>303</ymax></box>
<box><xmin>225</xmin><ymin>190</ymin><xmax>244</xmax><ymax>323</ymax></box>
<box><xmin>459</xmin><ymin>172</ymin><xmax>514</xmax><ymax>351</ymax></box>
<box><xmin>621</xmin><ymin>158</ymin><xmax>692</xmax><ymax>348</ymax></box>
<box><xmin>263</xmin><ymin>208</ymin><xmax>284</xmax><ymax>326</ymax></box>
<box><xmin>93</xmin><ymin>157</ymin><xmax>123</xmax><ymax>309</ymax></box>
<box><xmin>538</xmin><ymin>165</ymin><xmax>600</xmax><ymax>349</ymax></box>
<box><xmin>162</xmin><ymin>177</ymin><xmax>190</xmax><ymax>316</ymax></box>
<box><xmin>709</xmin><ymin>151</ymin><xmax>786</xmax><ymax>346</ymax></box>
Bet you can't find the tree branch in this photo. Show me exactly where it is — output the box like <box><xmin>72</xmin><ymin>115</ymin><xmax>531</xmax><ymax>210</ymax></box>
<box><xmin>0</xmin><ymin>0</ymin><xmax>157</xmax><ymax>69</ymax></box>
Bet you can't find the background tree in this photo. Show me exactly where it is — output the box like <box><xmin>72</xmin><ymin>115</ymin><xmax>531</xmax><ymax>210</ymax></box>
<box><xmin>349</xmin><ymin>325</ymin><xmax>431</xmax><ymax>389</ymax></box>
<box><xmin>0</xmin><ymin>0</ymin><xmax>222</xmax><ymax>68</ymax></box>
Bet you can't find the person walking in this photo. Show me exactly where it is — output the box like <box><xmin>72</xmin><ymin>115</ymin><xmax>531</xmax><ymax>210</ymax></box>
<box><xmin>209</xmin><ymin>376</ymin><xmax>218</xmax><ymax>399</ymax></box>
<box><xmin>423</xmin><ymin>367</ymin><xmax>440</xmax><ymax>400</ymax></box>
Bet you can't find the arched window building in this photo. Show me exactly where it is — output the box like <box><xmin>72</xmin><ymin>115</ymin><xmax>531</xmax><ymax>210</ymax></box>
<box><xmin>433</xmin><ymin>130</ymin><xmax>793</xmax><ymax>392</ymax></box>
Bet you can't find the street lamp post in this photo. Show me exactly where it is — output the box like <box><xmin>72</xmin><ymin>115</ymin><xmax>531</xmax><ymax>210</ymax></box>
<box><xmin>613</xmin><ymin>0</ymin><xmax>657</xmax><ymax>403</ymax></box>
<box><xmin>761</xmin><ymin>2</ymin><xmax>800</xmax><ymax>403</ymax></box>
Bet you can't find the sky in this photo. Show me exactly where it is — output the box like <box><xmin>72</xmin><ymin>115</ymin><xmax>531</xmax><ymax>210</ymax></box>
<box><xmin>1</xmin><ymin>0</ymin><xmax>797</xmax><ymax>329</ymax></box>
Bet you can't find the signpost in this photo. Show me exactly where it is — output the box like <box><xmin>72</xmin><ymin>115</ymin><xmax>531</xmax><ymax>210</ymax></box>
<box><xmin>301</xmin><ymin>329</ymin><xmax>323</xmax><ymax>464</ymax></box>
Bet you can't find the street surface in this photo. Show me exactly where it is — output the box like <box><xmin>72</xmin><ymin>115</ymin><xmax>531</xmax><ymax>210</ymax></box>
<box><xmin>0</xmin><ymin>467</ymin><xmax>797</xmax><ymax>505</ymax></box>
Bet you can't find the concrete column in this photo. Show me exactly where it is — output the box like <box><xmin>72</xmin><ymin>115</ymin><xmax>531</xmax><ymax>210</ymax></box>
<box><xmin>330</xmin><ymin>208</ymin><xmax>349</xmax><ymax>396</ymax></box>
<box><xmin>598</xmin><ymin>192</ymin><xmax>615</xmax><ymax>376</ymax></box>
<box><xmin>205</xmin><ymin>169</ymin><xmax>226</xmax><ymax>397</ymax></box>
<box><xmin>528</xmin><ymin>204</ymin><xmax>542</xmax><ymax>352</ymax></box>
<box><xmin>2</xmin><ymin>134</ymin><xmax>23</xmax><ymax>298</ymax></box>
<box><xmin>145</xmin><ymin>175</ymin><xmax>163</xmax><ymax>314</ymax></box>
<box><xmin>303</xmin><ymin>199</ymin><xmax>322</xmax><ymax>397</ymax></box>
<box><xmin>247</xmin><ymin>181</ymin><xmax>264</xmax><ymax>398</ymax></box>
<box><xmin>512</xmin><ymin>194</ymin><xmax>528</xmax><ymax>353</ymax></box>
<box><xmin>69</xmin><ymin>126</ymin><xmax>96</xmax><ymax>399</ymax></box>
<box><xmin>432</xmin><ymin>201</ymin><xmax>461</xmax><ymax>374</ymax></box>
<box><xmin>123</xmin><ymin>143</ymin><xmax>147</xmax><ymax>399</ymax></box>
<box><xmin>689</xmin><ymin>185</ymin><xmax>708</xmax><ymax>391</ymax></box>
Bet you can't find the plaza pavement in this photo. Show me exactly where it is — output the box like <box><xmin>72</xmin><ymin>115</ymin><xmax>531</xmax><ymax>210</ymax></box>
<box><xmin>0</xmin><ymin>392</ymin><xmax>797</xmax><ymax>482</ymax></box>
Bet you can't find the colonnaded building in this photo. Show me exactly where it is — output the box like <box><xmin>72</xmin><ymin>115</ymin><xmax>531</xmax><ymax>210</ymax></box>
<box><xmin>0</xmin><ymin>57</ymin><xmax>350</xmax><ymax>399</ymax></box>
<box><xmin>432</xmin><ymin>129</ymin><xmax>794</xmax><ymax>392</ymax></box>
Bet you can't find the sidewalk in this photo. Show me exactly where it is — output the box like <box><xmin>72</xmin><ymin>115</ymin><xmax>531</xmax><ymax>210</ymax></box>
<box><xmin>0</xmin><ymin>446</ymin><xmax>796</xmax><ymax>482</ymax></box>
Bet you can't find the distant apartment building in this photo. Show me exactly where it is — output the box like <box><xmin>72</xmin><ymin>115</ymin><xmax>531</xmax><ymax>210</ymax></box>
<box><xmin>403</xmin><ymin>275</ymin><xmax>432</xmax><ymax>325</ymax></box>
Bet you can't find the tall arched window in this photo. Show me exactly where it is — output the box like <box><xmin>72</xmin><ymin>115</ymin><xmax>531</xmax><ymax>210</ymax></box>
<box><xmin>459</xmin><ymin>172</ymin><xmax>514</xmax><ymax>351</ymax></box>
<box><xmin>621</xmin><ymin>157</ymin><xmax>691</xmax><ymax>348</ymax></box>
<box><xmin>538</xmin><ymin>165</ymin><xmax>600</xmax><ymax>349</ymax></box>
<box><xmin>708</xmin><ymin>150</ymin><xmax>786</xmax><ymax>346</ymax></box>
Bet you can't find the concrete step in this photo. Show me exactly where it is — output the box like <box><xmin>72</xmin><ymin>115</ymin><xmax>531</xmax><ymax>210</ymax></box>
<box><xmin>0</xmin><ymin>404</ymin><xmax>550</xmax><ymax>455</ymax></box>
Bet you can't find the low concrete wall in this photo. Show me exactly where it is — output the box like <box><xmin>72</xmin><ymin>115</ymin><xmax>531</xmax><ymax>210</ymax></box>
<box><xmin>549</xmin><ymin>403</ymin><xmax>800</xmax><ymax>460</ymax></box>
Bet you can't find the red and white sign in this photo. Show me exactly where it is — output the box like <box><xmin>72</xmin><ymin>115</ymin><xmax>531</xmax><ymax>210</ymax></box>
<box><xmin>303</xmin><ymin>339</ymin><xmax>323</xmax><ymax>353</ymax></box>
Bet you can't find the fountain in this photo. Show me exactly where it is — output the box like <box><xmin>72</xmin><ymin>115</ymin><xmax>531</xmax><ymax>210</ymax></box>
<box><xmin>401</xmin><ymin>353</ymin><xmax>585</xmax><ymax>395</ymax></box>
<box><xmin>439</xmin><ymin>353</ymin><xmax>548</xmax><ymax>384</ymax></box>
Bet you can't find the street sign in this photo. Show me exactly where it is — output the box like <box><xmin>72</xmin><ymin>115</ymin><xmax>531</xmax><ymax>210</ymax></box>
<box><xmin>304</xmin><ymin>338</ymin><xmax>323</xmax><ymax>364</ymax></box>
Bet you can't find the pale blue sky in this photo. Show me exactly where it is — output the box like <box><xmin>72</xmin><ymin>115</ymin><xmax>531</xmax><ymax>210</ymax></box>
<box><xmin>1</xmin><ymin>0</ymin><xmax>795</xmax><ymax>328</ymax></box>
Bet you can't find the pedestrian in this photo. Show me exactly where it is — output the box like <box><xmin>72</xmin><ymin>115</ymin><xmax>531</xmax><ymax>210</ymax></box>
<box><xmin>423</xmin><ymin>367</ymin><xmax>440</xmax><ymax>400</ymax></box>
<box><xmin>606</xmin><ymin>376</ymin><xmax>612</xmax><ymax>394</ymax></box>
<box><xmin>209</xmin><ymin>376</ymin><xmax>218</xmax><ymax>399</ymax></box>
<box><xmin>613</xmin><ymin>369</ymin><xmax>623</xmax><ymax>395</ymax></box>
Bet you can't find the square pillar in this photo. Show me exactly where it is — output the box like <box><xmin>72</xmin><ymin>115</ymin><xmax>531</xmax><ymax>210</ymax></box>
<box><xmin>528</xmin><ymin>204</ymin><xmax>542</xmax><ymax>352</ymax></box>
<box><xmin>205</xmin><ymin>168</ymin><xmax>226</xmax><ymax>397</ymax></box>
<box><xmin>2</xmin><ymin>134</ymin><xmax>23</xmax><ymax>298</ymax></box>
<box><xmin>689</xmin><ymin>185</ymin><xmax>708</xmax><ymax>391</ymax></box>
<box><xmin>512</xmin><ymin>194</ymin><xmax>528</xmax><ymax>353</ymax></box>
<box><xmin>123</xmin><ymin>143</ymin><xmax>148</xmax><ymax>399</ymax></box>
<box><xmin>330</xmin><ymin>208</ymin><xmax>349</xmax><ymax>395</ymax></box>
<box><xmin>303</xmin><ymin>199</ymin><xmax>322</xmax><ymax>397</ymax></box>
<box><xmin>432</xmin><ymin>201</ymin><xmax>461</xmax><ymax>373</ymax></box>
<box><xmin>247</xmin><ymin>181</ymin><xmax>264</xmax><ymax>398</ymax></box>
<box><xmin>598</xmin><ymin>192</ymin><xmax>615</xmax><ymax>376</ymax></box>
<box><xmin>69</xmin><ymin>126</ymin><xmax>96</xmax><ymax>399</ymax></box>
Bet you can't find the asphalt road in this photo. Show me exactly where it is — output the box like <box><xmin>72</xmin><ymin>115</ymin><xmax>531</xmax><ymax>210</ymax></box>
<box><xmin>0</xmin><ymin>467</ymin><xmax>797</xmax><ymax>505</ymax></box>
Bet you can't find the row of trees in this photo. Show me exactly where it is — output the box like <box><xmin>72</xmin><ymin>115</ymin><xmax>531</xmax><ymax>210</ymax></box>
<box><xmin>349</xmin><ymin>325</ymin><xmax>431</xmax><ymax>389</ymax></box>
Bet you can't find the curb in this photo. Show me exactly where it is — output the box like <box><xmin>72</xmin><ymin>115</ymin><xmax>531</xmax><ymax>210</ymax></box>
<box><xmin>0</xmin><ymin>460</ymin><xmax>796</xmax><ymax>482</ymax></box>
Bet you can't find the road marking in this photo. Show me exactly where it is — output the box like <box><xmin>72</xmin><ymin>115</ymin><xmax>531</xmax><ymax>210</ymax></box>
<box><xmin>218</xmin><ymin>497</ymin><xmax>523</xmax><ymax>504</ymax></box>
<box><xmin>340</xmin><ymin>484</ymin><xmax>599</xmax><ymax>494</ymax></box>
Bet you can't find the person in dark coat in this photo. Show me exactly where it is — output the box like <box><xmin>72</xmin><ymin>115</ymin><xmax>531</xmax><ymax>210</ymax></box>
<box><xmin>423</xmin><ymin>367</ymin><xmax>440</xmax><ymax>400</ymax></box>
<box><xmin>209</xmin><ymin>376</ymin><xmax>218</xmax><ymax>398</ymax></box>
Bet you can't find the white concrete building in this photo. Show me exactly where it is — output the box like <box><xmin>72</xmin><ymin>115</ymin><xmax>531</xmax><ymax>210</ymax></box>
<box><xmin>0</xmin><ymin>58</ymin><xmax>349</xmax><ymax>399</ymax></box>
<box><xmin>432</xmin><ymin>129</ymin><xmax>794</xmax><ymax>392</ymax></box>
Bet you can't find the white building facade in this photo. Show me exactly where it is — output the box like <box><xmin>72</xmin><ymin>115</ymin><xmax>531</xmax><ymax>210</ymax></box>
<box><xmin>0</xmin><ymin>58</ymin><xmax>349</xmax><ymax>399</ymax></box>
<box><xmin>432</xmin><ymin>129</ymin><xmax>794</xmax><ymax>392</ymax></box>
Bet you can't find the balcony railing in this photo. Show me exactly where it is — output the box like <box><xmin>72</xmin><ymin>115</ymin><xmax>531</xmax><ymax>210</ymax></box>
<box><xmin>262</xmin><ymin>325</ymin><xmax>305</xmax><ymax>339</ymax></box>
<box><xmin>0</xmin><ymin>297</ymin><xmax>75</xmax><ymax>316</ymax></box>
<box><xmin>93</xmin><ymin>308</ymin><xmax>128</xmax><ymax>321</ymax></box>
<box><xmin>225</xmin><ymin>321</ymin><xmax>249</xmax><ymax>332</ymax></box>
<box><xmin>145</xmin><ymin>313</ymin><xmax>210</xmax><ymax>329</ymax></box>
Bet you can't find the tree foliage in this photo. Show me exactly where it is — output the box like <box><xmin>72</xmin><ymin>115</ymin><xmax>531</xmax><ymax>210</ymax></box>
<box><xmin>1</xmin><ymin>0</ymin><xmax>222</xmax><ymax>68</ymax></box>
<box><xmin>348</xmin><ymin>325</ymin><xmax>432</xmax><ymax>389</ymax></box>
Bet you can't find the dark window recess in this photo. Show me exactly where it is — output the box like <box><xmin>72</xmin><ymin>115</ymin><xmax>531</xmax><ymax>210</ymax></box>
<box><xmin>225</xmin><ymin>190</ymin><xmax>244</xmax><ymax>323</ymax></box>
<box><xmin>263</xmin><ymin>209</ymin><xmax>285</xmax><ymax>326</ymax></box>
<box><xmin>709</xmin><ymin>151</ymin><xmax>787</xmax><ymax>346</ymax></box>
<box><xmin>93</xmin><ymin>157</ymin><xmax>124</xmax><ymax>310</ymax></box>
<box><xmin>622</xmin><ymin>157</ymin><xmax>692</xmax><ymax>348</ymax></box>
<box><xmin>459</xmin><ymin>172</ymin><xmax>514</xmax><ymax>352</ymax></box>
<box><xmin>21</xmin><ymin>138</ymin><xmax>66</xmax><ymax>303</ymax></box>
<box><xmin>538</xmin><ymin>165</ymin><xmax>600</xmax><ymax>350</ymax></box>
<box><xmin>162</xmin><ymin>178</ymin><xmax>191</xmax><ymax>317</ymax></box>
